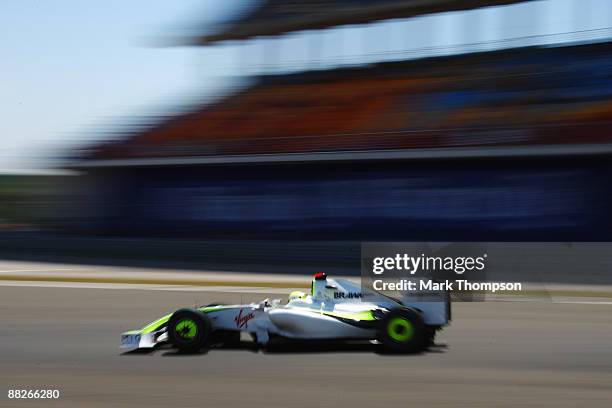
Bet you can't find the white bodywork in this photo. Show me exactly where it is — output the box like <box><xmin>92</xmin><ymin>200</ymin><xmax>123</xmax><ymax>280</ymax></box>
<box><xmin>121</xmin><ymin>277</ymin><xmax>450</xmax><ymax>350</ymax></box>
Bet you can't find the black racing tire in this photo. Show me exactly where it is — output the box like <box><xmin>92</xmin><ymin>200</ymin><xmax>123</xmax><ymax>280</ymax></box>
<box><xmin>378</xmin><ymin>308</ymin><xmax>426</xmax><ymax>353</ymax></box>
<box><xmin>168</xmin><ymin>308</ymin><xmax>212</xmax><ymax>353</ymax></box>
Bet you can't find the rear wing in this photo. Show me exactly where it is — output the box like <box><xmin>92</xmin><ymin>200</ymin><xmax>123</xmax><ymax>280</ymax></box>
<box><xmin>398</xmin><ymin>283</ymin><xmax>451</xmax><ymax>326</ymax></box>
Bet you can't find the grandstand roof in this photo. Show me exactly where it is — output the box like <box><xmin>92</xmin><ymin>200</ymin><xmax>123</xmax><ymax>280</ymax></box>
<box><xmin>193</xmin><ymin>0</ymin><xmax>536</xmax><ymax>45</ymax></box>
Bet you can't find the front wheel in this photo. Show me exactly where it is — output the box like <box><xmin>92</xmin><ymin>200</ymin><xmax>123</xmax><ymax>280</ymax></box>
<box><xmin>167</xmin><ymin>308</ymin><xmax>211</xmax><ymax>353</ymax></box>
<box><xmin>378</xmin><ymin>308</ymin><xmax>426</xmax><ymax>353</ymax></box>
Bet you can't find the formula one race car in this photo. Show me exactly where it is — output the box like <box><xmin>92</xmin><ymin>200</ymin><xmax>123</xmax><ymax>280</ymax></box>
<box><xmin>121</xmin><ymin>273</ymin><xmax>451</xmax><ymax>353</ymax></box>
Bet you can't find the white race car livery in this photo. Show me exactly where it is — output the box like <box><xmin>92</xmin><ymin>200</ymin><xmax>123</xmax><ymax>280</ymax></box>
<box><xmin>120</xmin><ymin>273</ymin><xmax>451</xmax><ymax>353</ymax></box>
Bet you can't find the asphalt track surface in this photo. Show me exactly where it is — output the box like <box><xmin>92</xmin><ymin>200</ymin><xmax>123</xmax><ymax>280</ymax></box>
<box><xmin>1</xmin><ymin>285</ymin><xmax>612</xmax><ymax>408</ymax></box>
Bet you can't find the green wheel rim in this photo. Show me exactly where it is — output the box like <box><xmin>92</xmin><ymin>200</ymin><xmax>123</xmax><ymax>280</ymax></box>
<box><xmin>387</xmin><ymin>317</ymin><xmax>414</xmax><ymax>342</ymax></box>
<box><xmin>175</xmin><ymin>318</ymin><xmax>198</xmax><ymax>340</ymax></box>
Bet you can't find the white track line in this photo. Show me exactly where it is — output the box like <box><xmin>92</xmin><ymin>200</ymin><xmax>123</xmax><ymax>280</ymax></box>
<box><xmin>1</xmin><ymin>280</ymin><xmax>612</xmax><ymax>304</ymax></box>
<box><xmin>552</xmin><ymin>300</ymin><xmax>612</xmax><ymax>305</ymax></box>
<box><xmin>0</xmin><ymin>268</ymin><xmax>78</xmax><ymax>273</ymax></box>
<box><xmin>0</xmin><ymin>280</ymin><xmax>294</xmax><ymax>294</ymax></box>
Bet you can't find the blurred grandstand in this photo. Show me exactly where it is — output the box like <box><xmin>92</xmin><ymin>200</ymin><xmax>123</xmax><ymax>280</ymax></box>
<box><xmin>82</xmin><ymin>42</ymin><xmax>612</xmax><ymax>161</ymax></box>
<box><xmin>66</xmin><ymin>0</ymin><xmax>612</xmax><ymax>241</ymax></box>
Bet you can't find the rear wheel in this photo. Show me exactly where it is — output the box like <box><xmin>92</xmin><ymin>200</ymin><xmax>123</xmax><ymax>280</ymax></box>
<box><xmin>168</xmin><ymin>308</ymin><xmax>211</xmax><ymax>353</ymax></box>
<box><xmin>378</xmin><ymin>308</ymin><xmax>426</xmax><ymax>353</ymax></box>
